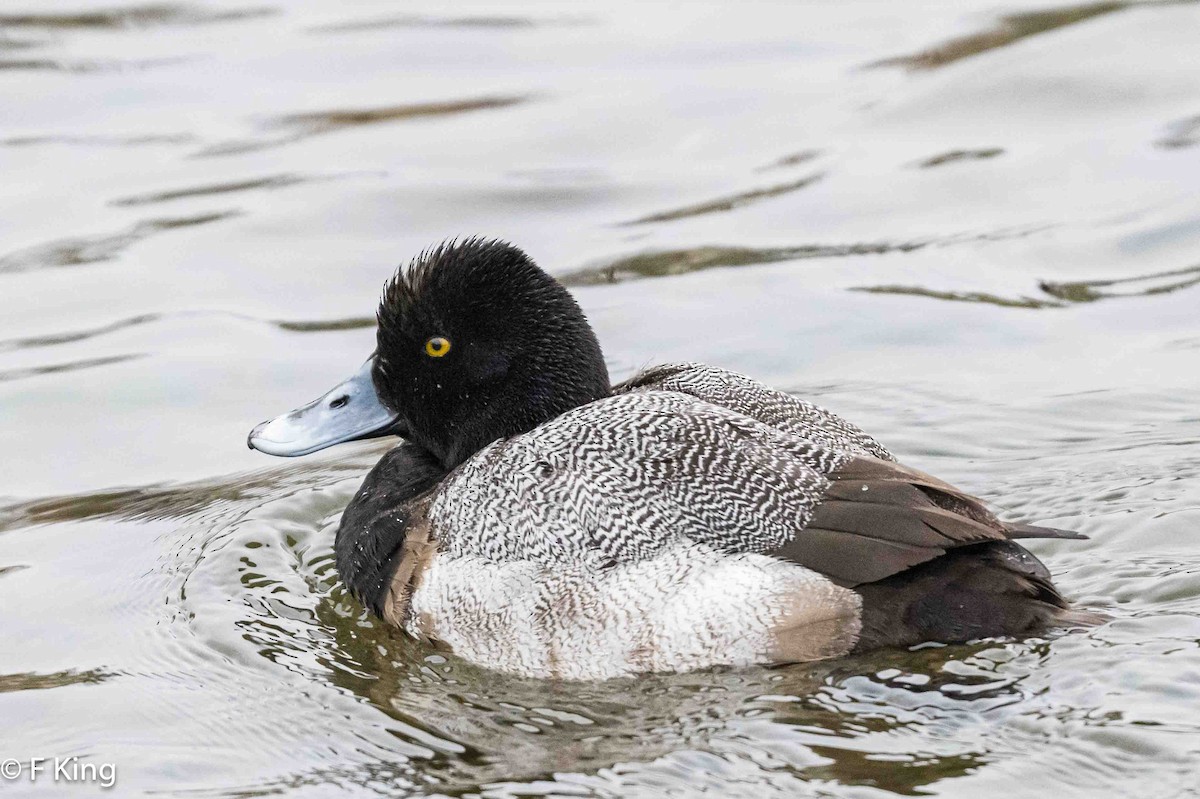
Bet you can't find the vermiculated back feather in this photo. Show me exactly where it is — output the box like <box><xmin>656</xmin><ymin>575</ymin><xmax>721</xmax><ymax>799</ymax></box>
<box><xmin>616</xmin><ymin>363</ymin><xmax>894</xmax><ymax>461</ymax></box>
<box><xmin>429</xmin><ymin>390</ymin><xmax>850</xmax><ymax>566</ymax></box>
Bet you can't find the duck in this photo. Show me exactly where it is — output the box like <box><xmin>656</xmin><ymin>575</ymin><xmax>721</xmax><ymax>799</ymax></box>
<box><xmin>248</xmin><ymin>238</ymin><xmax>1094</xmax><ymax>680</ymax></box>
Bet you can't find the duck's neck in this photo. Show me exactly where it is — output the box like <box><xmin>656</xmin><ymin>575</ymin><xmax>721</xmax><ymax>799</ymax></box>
<box><xmin>334</xmin><ymin>443</ymin><xmax>446</xmax><ymax>616</ymax></box>
<box><xmin>433</xmin><ymin>367</ymin><xmax>612</xmax><ymax>470</ymax></box>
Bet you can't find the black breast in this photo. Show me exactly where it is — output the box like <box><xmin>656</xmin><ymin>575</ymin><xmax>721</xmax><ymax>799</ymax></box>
<box><xmin>334</xmin><ymin>443</ymin><xmax>445</xmax><ymax>615</ymax></box>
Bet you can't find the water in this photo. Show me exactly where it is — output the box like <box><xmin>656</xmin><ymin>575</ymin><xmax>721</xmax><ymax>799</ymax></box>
<box><xmin>2</xmin><ymin>1</ymin><xmax>1199</xmax><ymax>796</ymax></box>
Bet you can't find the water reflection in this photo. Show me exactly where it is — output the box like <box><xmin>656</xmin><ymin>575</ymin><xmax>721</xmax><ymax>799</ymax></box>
<box><xmin>0</xmin><ymin>55</ymin><xmax>191</xmax><ymax>73</ymax></box>
<box><xmin>623</xmin><ymin>174</ymin><xmax>824</xmax><ymax>225</ymax></box>
<box><xmin>0</xmin><ymin>461</ymin><xmax>366</xmax><ymax>532</ymax></box>
<box><xmin>111</xmin><ymin>173</ymin><xmax>316</xmax><ymax>207</ymax></box>
<box><xmin>0</xmin><ymin>36</ymin><xmax>43</xmax><ymax>51</ymax></box>
<box><xmin>853</xmin><ymin>286</ymin><xmax>1062</xmax><ymax>309</ymax></box>
<box><xmin>0</xmin><ymin>669</ymin><xmax>111</xmax><ymax>693</ymax></box>
<box><xmin>916</xmin><ymin>148</ymin><xmax>1004</xmax><ymax>169</ymax></box>
<box><xmin>286</xmin><ymin>576</ymin><xmax>1035</xmax><ymax>794</ymax></box>
<box><xmin>0</xmin><ymin>353</ymin><xmax>144</xmax><ymax>384</ymax></box>
<box><xmin>194</xmin><ymin>469</ymin><xmax>1076</xmax><ymax>796</ymax></box>
<box><xmin>1157</xmin><ymin>113</ymin><xmax>1200</xmax><ymax>149</ymax></box>
<box><xmin>872</xmin><ymin>1</ymin><xmax>1161</xmax><ymax>70</ymax></box>
<box><xmin>302</xmin><ymin>591</ymin><xmax>1009</xmax><ymax>794</ymax></box>
<box><xmin>561</xmin><ymin>242</ymin><xmax>924</xmax><ymax>286</ymax></box>
<box><xmin>855</xmin><ymin>262</ymin><xmax>1200</xmax><ymax>309</ymax></box>
<box><xmin>756</xmin><ymin>150</ymin><xmax>821</xmax><ymax>172</ymax></box>
<box><xmin>308</xmin><ymin>14</ymin><xmax>592</xmax><ymax>34</ymax></box>
<box><xmin>2</xmin><ymin>133</ymin><xmax>195</xmax><ymax>147</ymax></box>
<box><xmin>0</xmin><ymin>4</ymin><xmax>276</xmax><ymax>30</ymax></box>
<box><xmin>561</xmin><ymin>225</ymin><xmax>1065</xmax><ymax>286</ymax></box>
<box><xmin>1040</xmin><ymin>263</ymin><xmax>1200</xmax><ymax>302</ymax></box>
<box><xmin>0</xmin><ymin>314</ymin><xmax>160</xmax><ymax>354</ymax></box>
<box><xmin>0</xmin><ymin>311</ymin><xmax>377</xmax><ymax>358</ymax></box>
<box><xmin>272</xmin><ymin>316</ymin><xmax>375</xmax><ymax>333</ymax></box>
<box><xmin>199</xmin><ymin>96</ymin><xmax>530</xmax><ymax>157</ymax></box>
<box><xmin>0</xmin><ymin>212</ymin><xmax>237</xmax><ymax>273</ymax></box>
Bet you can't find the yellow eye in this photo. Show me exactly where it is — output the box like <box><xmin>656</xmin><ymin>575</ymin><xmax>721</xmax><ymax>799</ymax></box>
<box><xmin>424</xmin><ymin>336</ymin><xmax>452</xmax><ymax>358</ymax></box>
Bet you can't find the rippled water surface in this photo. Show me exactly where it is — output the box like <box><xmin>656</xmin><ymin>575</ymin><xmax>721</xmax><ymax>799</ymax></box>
<box><xmin>2</xmin><ymin>1</ymin><xmax>1200</xmax><ymax>796</ymax></box>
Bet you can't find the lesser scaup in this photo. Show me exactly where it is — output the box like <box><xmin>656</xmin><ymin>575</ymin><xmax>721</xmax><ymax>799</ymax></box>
<box><xmin>248</xmin><ymin>239</ymin><xmax>1094</xmax><ymax>680</ymax></box>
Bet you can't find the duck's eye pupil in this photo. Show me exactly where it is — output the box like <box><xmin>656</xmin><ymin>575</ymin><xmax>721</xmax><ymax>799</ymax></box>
<box><xmin>424</xmin><ymin>336</ymin><xmax>451</xmax><ymax>358</ymax></box>
<box><xmin>329</xmin><ymin>395</ymin><xmax>349</xmax><ymax>409</ymax></box>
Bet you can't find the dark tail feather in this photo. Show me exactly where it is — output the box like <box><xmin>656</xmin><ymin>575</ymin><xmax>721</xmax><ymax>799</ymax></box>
<box><xmin>1004</xmin><ymin>521</ymin><xmax>1088</xmax><ymax>540</ymax></box>
<box><xmin>1054</xmin><ymin>606</ymin><xmax>1112</xmax><ymax>627</ymax></box>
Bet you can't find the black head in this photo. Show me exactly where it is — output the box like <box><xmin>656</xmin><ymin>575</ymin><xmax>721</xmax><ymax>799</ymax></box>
<box><xmin>372</xmin><ymin>238</ymin><xmax>610</xmax><ymax>468</ymax></box>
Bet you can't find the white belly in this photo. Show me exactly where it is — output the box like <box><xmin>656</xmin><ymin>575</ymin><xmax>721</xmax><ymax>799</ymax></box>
<box><xmin>405</xmin><ymin>541</ymin><xmax>862</xmax><ymax>680</ymax></box>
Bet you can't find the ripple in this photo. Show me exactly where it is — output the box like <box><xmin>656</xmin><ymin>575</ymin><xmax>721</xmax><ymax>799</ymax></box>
<box><xmin>852</xmin><ymin>285</ymin><xmax>1063</xmax><ymax>309</ymax></box>
<box><xmin>1157</xmin><ymin>112</ymin><xmax>1200</xmax><ymax>149</ymax></box>
<box><xmin>855</xmin><ymin>262</ymin><xmax>1200</xmax><ymax>308</ymax></box>
<box><xmin>0</xmin><ymin>211</ymin><xmax>238</xmax><ymax>274</ymax></box>
<box><xmin>0</xmin><ymin>4</ymin><xmax>277</xmax><ymax>30</ymax></box>
<box><xmin>198</xmin><ymin>95</ymin><xmax>530</xmax><ymax>157</ymax></box>
<box><xmin>271</xmin><ymin>316</ymin><xmax>375</xmax><ymax>332</ymax></box>
<box><xmin>562</xmin><ymin>225</ymin><xmax>1057</xmax><ymax>286</ymax></box>
<box><xmin>0</xmin><ymin>353</ymin><xmax>143</xmax><ymax>384</ymax></box>
<box><xmin>1</xmin><ymin>132</ymin><xmax>195</xmax><ymax>148</ymax></box>
<box><xmin>0</xmin><ymin>313</ymin><xmax>161</xmax><ymax>354</ymax></box>
<box><xmin>269</xmin><ymin>96</ymin><xmax>531</xmax><ymax>136</ymax></box>
<box><xmin>0</xmin><ymin>460</ymin><xmax>373</xmax><ymax>532</ymax></box>
<box><xmin>871</xmin><ymin>1</ymin><xmax>1163</xmax><ymax>71</ymax></box>
<box><xmin>916</xmin><ymin>148</ymin><xmax>1005</xmax><ymax>168</ymax></box>
<box><xmin>0</xmin><ymin>35</ymin><xmax>45</xmax><ymax>51</ymax></box>
<box><xmin>0</xmin><ymin>55</ymin><xmax>192</xmax><ymax>73</ymax></box>
<box><xmin>110</xmin><ymin>172</ymin><xmax>345</xmax><ymax>207</ymax></box>
<box><xmin>755</xmin><ymin>150</ymin><xmax>821</xmax><ymax>172</ymax></box>
<box><xmin>561</xmin><ymin>241</ymin><xmax>925</xmax><ymax>286</ymax></box>
<box><xmin>1039</xmin><ymin>262</ymin><xmax>1200</xmax><ymax>303</ymax></box>
<box><xmin>308</xmin><ymin>14</ymin><xmax>592</xmax><ymax>34</ymax></box>
<box><xmin>0</xmin><ymin>668</ymin><xmax>111</xmax><ymax>693</ymax></box>
<box><xmin>621</xmin><ymin>174</ymin><xmax>824</xmax><ymax>225</ymax></box>
<box><xmin>0</xmin><ymin>310</ymin><xmax>377</xmax><ymax>358</ymax></box>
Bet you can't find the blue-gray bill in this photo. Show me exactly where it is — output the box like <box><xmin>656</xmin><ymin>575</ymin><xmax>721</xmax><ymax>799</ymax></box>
<box><xmin>247</xmin><ymin>356</ymin><xmax>400</xmax><ymax>457</ymax></box>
